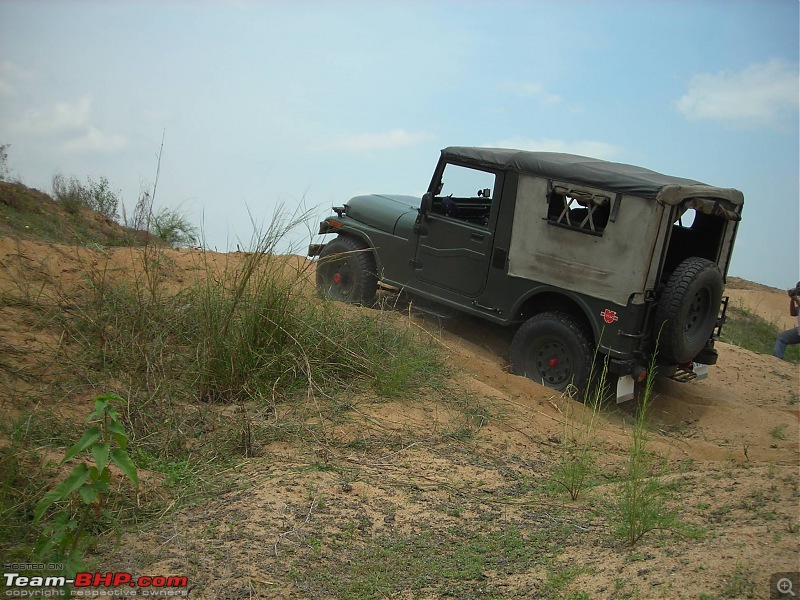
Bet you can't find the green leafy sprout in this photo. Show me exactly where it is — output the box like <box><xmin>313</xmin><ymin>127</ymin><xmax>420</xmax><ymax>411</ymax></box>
<box><xmin>33</xmin><ymin>393</ymin><xmax>138</xmax><ymax>574</ymax></box>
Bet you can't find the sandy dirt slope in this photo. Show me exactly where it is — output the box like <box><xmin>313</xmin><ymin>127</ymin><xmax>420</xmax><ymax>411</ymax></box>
<box><xmin>727</xmin><ymin>276</ymin><xmax>797</xmax><ymax>331</ymax></box>
<box><xmin>1</xmin><ymin>238</ymin><xmax>798</xmax><ymax>599</ymax></box>
<box><xmin>425</xmin><ymin>309</ymin><xmax>798</xmax><ymax>464</ymax></box>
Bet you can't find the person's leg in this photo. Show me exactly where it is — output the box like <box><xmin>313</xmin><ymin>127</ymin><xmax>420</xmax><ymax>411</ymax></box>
<box><xmin>773</xmin><ymin>327</ymin><xmax>800</xmax><ymax>359</ymax></box>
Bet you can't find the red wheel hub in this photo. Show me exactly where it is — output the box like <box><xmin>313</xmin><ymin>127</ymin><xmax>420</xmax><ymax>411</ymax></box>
<box><xmin>548</xmin><ymin>357</ymin><xmax>559</xmax><ymax>368</ymax></box>
<box><xmin>333</xmin><ymin>272</ymin><xmax>342</xmax><ymax>284</ymax></box>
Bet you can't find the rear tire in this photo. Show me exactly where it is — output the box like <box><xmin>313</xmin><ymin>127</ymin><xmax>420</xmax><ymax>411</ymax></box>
<box><xmin>510</xmin><ymin>312</ymin><xmax>593</xmax><ymax>396</ymax></box>
<box><xmin>655</xmin><ymin>257</ymin><xmax>723</xmax><ymax>364</ymax></box>
<box><xmin>316</xmin><ymin>235</ymin><xmax>378</xmax><ymax>305</ymax></box>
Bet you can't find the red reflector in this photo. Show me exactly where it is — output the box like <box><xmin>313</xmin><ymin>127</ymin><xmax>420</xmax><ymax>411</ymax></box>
<box><xmin>328</xmin><ymin>219</ymin><xmax>343</xmax><ymax>228</ymax></box>
<box><xmin>632</xmin><ymin>364</ymin><xmax>647</xmax><ymax>383</ymax></box>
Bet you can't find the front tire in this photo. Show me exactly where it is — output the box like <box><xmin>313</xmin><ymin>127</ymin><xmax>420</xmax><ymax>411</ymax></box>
<box><xmin>316</xmin><ymin>235</ymin><xmax>378</xmax><ymax>305</ymax></box>
<box><xmin>510</xmin><ymin>312</ymin><xmax>593</xmax><ymax>396</ymax></box>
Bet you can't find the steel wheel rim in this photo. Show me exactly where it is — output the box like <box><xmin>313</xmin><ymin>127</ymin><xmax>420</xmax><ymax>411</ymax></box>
<box><xmin>322</xmin><ymin>258</ymin><xmax>355</xmax><ymax>300</ymax></box>
<box><xmin>529</xmin><ymin>337</ymin><xmax>573</xmax><ymax>387</ymax></box>
<box><xmin>684</xmin><ymin>287</ymin><xmax>711</xmax><ymax>342</ymax></box>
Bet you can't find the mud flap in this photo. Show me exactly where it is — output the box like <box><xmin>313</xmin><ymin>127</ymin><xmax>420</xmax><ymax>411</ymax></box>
<box><xmin>693</xmin><ymin>363</ymin><xmax>709</xmax><ymax>380</ymax></box>
<box><xmin>616</xmin><ymin>375</ymin><xmax>635</xmax><ymax>404</ymax></box>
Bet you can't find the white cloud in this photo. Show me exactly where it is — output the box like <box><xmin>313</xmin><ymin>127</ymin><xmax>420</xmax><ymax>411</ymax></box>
<box><xmin>485</xmin><ymin>137</ymin><xmax>623</xmax><ymax>160</ymax></box>
<box><xmin>4</xmin><ymin>93</ymin><xmax>128</xmax><ymax>155</ymax></box>
<box><xmin>61</xmin><ymin>126</ymin><xmax>128</xmax><ymax>154</ymax></box>
<box><xmin>505</xmin><ymin>82</ymin><xmax>562</xmax><ymax>105</ymax></box>
<box><xmin>11</xmin><ymin>95</ymin><xmax>93</xmax><ymax>136</ymax></box>
<box><xmin>0</xmin><ymin>60</ymin><xmax>35</xmax><ymax>97</ymax></box>
<box><xmin>320</xmin><ymin>129</ymin><xmax>434</xmax><ymax>151</ymax></box>
<box><xmin>676</xmin><ymin>59</ymin><xmax>799</xmax><ymax>126</ymax></box>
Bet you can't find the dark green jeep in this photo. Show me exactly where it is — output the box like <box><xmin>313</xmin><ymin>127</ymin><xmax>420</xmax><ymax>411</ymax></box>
<box><xmin>309</xmin><ymin>147</ymin><xmax>744</xmax><ymax>401</ymax></box>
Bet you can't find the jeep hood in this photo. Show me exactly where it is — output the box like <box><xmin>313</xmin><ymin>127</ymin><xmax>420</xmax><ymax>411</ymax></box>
<box><xmin>345</xmin><ymin>194</ymin><xmax>420</xmax><ymax>234</ymax></box>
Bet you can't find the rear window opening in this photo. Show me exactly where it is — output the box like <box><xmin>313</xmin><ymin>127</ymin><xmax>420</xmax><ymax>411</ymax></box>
<box><xmin>674</xmin><ymin>208</ymin><xmax>696</xmax><ymax>228</ymax></box>
<box><xmin>662</xmin><ymin>205</ymin><xmax>725</xmax><ymax>278</ymax></box>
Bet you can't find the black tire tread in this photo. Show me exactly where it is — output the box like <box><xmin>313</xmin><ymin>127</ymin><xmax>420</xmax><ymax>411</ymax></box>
<box><xmin>510</xmin><ymin>311</ymin><xmax>594</xmax><ymax>395</ymax></box>
<box><xmin>316</xmin><ymin>235</ymin><xmax>378</xmax><ymax>305</ymax></box>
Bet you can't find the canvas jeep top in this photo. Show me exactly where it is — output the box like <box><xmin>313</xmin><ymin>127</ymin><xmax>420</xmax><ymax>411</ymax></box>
<box><xmin>309</xmin><ymin>146</ymin><xmax>744</xmax><ymax>401</ymax></box>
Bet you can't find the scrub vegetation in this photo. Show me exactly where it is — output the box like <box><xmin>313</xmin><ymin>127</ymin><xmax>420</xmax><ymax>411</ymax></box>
<box><xmin>0</xmin><ymin>197</ymin><xmax>448</xmax><ymax>573</ymax></box>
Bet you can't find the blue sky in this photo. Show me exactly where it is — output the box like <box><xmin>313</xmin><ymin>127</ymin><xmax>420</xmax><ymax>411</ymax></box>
<box><xmin>0</xmin><ymin>0</ymin><xmax>797</xmax><ymax>287</ymax></box>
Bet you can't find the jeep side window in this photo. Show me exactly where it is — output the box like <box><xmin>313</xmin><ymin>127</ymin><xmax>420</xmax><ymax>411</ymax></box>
<box><xmin>547</xmin><ymin>185</ymin><xmax>610</xmax><ymax>235</ymax></box>
<box><xmin>433</xmin><ymin>164</ymin><xmax>496</xmax><ymax>227</ymax></box>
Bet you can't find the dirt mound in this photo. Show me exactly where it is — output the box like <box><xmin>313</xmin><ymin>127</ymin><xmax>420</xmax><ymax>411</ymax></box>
<box><xmin>0</xmin><ymin>180</ymin><xmax>160</xmax><ymax>247</ymax></box>
<box><xmin>1</xmin><ymin>237</ymin><xmax>798</xmax><ymax>599</ymax></box>
<box><xmin>727</xmin><ymin>276</ymin><xmax>797</xmax><ymax>331</ymax></box>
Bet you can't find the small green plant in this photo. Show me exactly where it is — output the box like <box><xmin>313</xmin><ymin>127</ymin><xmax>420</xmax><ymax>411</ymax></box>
<box><xmin>552</xmin><ymin>416</ymin><xmax>595</xmax><ymax>501</ymax></box>
<box><xmin>719</xmin><ymin>561</ymin><xmax>756</xmax><ymax>598</ymax></box>
<box><xmin>550</xmin><ymin>356</ymin><xmax>607</xmax><ymax>501</ymax></box>
<box><xmin>613</xmin><ymin>353</ymin><xmax>677</xmax><ymax>546</ymax></box>
<box><xmin>33</xmin><ymin>393</ymin><xmax>138</xmax><ymax>574</ymax></box>
<box><xmin>770</xmin><ymin>423</ymin><xmax>788</xmax><ymax>440</ymax></box>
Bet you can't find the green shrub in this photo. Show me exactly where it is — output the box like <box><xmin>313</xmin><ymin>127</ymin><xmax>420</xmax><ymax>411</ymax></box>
<box><xmin>52</xmin><ymin>173</ymin><xmax>120</xmax><ymax>221</ymax></box>
<box><xmin>151</xmin><ymin>206</ymin><xmax>198</xmax><ymax>247</ymax></box>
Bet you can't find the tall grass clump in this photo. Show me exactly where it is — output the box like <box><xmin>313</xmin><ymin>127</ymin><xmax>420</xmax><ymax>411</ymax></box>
<box><xmin>185</xmin><ymin>214</ymin><xmax>442</xmax><ymax>402</ymax></box>
<box><xmin>54</xmin><ymin>208</ymin><xmax>446</xmax><ymax>455</ymax></box>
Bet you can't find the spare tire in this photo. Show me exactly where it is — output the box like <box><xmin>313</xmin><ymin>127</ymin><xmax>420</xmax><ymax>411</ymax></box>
<box><xmin>655</xmin><ymin>257</ymin><xmax>723</xmax><ymax>364</ymax></box>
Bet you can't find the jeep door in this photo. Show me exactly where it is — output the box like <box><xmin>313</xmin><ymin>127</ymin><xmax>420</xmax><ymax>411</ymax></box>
<box><xmin>413</xmin><ymin>163</ymin><xmax>501</xmax><ymax>298</ymax></box>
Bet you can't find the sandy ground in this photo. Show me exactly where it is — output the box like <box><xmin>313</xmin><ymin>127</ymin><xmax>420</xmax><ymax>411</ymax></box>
<box><xmin>1</xmin><ymin>238</ymin><xmax>798</xmax><ymax>599</ymax></box>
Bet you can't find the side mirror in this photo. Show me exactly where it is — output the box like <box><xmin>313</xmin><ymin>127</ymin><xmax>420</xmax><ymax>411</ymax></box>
<box><xmin>420</xmin><ymin>192</ymin><xmax>433</xmax><ymax>216</ymax></box>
